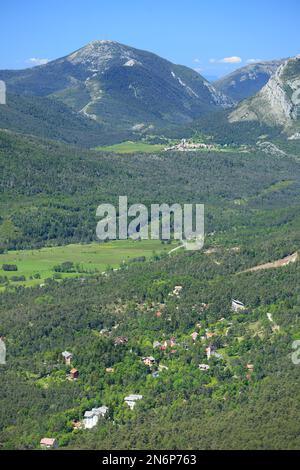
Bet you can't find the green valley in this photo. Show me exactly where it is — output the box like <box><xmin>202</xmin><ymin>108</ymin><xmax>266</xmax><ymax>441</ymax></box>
<box><xmin>94</xmin><ymin>141</ymin><xmax>165</xmax><ymax>154</ymax></box>
<box><xmin>0</xmin><ymin>240</ymin><xmax>172</xmax><ymax>289</ymax></box>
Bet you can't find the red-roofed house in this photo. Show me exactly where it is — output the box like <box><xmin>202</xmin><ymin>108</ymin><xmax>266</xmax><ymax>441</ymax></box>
<box><xmin>70</xmin><ymin>368</ymin><xmax>79</xmax><ymax>379</ymax></box>
<box><xmin>40</xmin><ymin>438</ymin><xmax>58</xmax><ymax>449</ymax></box>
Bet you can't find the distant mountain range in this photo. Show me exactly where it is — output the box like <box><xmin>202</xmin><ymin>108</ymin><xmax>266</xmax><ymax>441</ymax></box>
<box><xmin>0</xmin><ymin>42</ymin><xmax>299</xmax><ymax>145</ymax></box>
<box><xmin>229</xmin><ymin>56</ymin><xmax>300</xmax><ymax>138</ymax></box>
<box><xmin>0</xmin><ymin>40</ymin><xmax>232</xmax><ymax>137</ymax></box>
<box><xmin>214</xmin><ymin>60</ymin><xmax>285</xmax><ymax>102</ymax></box>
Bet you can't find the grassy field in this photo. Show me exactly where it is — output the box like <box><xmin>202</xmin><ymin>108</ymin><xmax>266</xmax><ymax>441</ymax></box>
<box><xmin>0</xmin><ymin>239</ymin><xmax>173</xmax><ymax>290</ymax></box>
<box><xmin>94</xmin><ymin>141</ymin><xmax>165</xmax><ymax>154</ymax></box>
<box><xmin>93</xmin><ymin>140</ymin><xmax>245</xmax><ymax>154</ymax></box>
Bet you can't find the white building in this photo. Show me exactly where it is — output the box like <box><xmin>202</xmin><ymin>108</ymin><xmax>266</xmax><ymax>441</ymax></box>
<box><xmin>61</xmin><ymin>350</ymin><xmax>73</xmax><ymax>365</ymax></box>
<box><xmin>143</xmin><ymin>356</ymin><xmax>156</xmax><ymax>366</ymax></box>
<box><xmin>198</xmin><ymin>364</ymin><xmax>210</xmax><ymax>371</ymax></box>
<box><xmin>124</xmin><ymin>394</ymin><xmax>143</xmax><ymax>410</ymax></box>
<box><xmin>206</xmin><ymin>345</ymin><xmax>216</xmax><ymax>359</ymax></box>
<box><xmin>83</xmin><ymin>406</ymin><xmax>109</xmax><ymax>429</ymax></box>
<box><xmin>173</xmin><ymin>285</ymin><xmax>183</xmax><ymax>296</ymax></box>
<box><xmin>191</xmin><ymin>332</ymin><xmax>199</xmax><ymax>342</ymax></box>
<box><xmin>232</xmin><ymin>299</ymin><xmax>246</xmax><ymax>312</ymax></box>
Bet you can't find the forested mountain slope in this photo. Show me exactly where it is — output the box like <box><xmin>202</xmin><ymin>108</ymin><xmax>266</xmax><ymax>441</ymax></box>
<box><xmin>1</xmin><ymin>129</ymin><xmax>300</xmax><ymax>250</ymax></box>
<box><xmin>0</xmin><ymin>93</ymin><xmax>128</xmax><ymax>147</ymax></box>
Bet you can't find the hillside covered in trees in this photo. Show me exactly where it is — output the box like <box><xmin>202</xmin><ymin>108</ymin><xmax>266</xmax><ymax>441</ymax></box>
<box><xmin>1</xmin><ymin>234</ymin><xmax>300</xmax><ymax>449</ymax></box>
<box><xmin>1</xmin><ymin>129</ymin><xmax>300</xmax><ymax>251</ymax></box>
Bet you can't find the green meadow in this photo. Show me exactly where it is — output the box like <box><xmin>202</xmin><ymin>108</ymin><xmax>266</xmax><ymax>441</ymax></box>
<box><xmin>94</xmin><ymin>140</ymin><xmax>165</xmax><ymax>154</ymax></box>
<box><xmin>0</xmin><ymin>239</ymin><xmax>173</xmax><ymax>289</ymax></box>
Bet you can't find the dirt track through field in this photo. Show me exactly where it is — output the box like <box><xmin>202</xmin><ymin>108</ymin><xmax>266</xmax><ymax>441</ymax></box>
<box><xmin>240</xmin><ymin>252</ymin><xmax>298</xmax><ymax>274</ymax></box>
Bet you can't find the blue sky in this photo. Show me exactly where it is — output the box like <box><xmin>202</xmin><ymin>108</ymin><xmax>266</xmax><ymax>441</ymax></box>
<box><xmin>1</xmin><ymin>0</ymin><xmax>299</xmax><ymax>79</ymax></box>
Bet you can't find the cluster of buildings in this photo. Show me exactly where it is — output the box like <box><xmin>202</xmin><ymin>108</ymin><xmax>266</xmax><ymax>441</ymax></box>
<box><xmin>164</xmin><ymin>139</ymin><xmax>217</xmax><ymax>152</ymax></box>
<box><xmin>61</xmin><ymin>351</ymin><xmax>79</xmax><ymax>381</ymax></box>
<box><xmin>153</xmin><ymin>336</ymin><xmax>177</xmax><ymax>351</ymax></box>
<box><xmin>41</xmin><ymin>297</ymin><xmax>249</xmax><ymax>449</ymax></box>
<box><xmin>40</xmin><ymin>391</ymin><xmax>146</xmax><ymax>447</ymax></box>
<box><xmin>40</xmin><ymin>406</ymin><xmax>110</xmax><ymax>447</ymax></box>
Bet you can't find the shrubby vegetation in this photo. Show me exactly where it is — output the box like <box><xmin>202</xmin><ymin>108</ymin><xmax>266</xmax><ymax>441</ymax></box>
<box><xmin>2</xmin><ymin>264</ymin><xmax>18</xmax><ymax>271</ymax></box>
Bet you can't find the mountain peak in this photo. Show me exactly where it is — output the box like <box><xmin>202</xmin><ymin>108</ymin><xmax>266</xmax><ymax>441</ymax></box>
<box><xmin>66</xmin><ymin>39</ymin><xmax>137</xmax><ymax>71</ymax></box>
<box><xmin>89</xmin><ymin>39</ymin><xmax>117</xmax><ymax>45</ymax></box>
<box><xmin>0</xmin><ymin>41</ymin><xmax>232</xmax><ymax>135</ymax></box>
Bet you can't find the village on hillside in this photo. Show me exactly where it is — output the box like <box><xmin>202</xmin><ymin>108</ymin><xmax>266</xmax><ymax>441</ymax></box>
<box><xmin>37</xmin><ymin>289</ymin><xmax>261</xmax><ymax>449</ymax></box>
<box><xmin>164</xmin><ymin>139</ymin><xmax>219</xmax><ymax>152</ymax></box>
<box><xmin>163</xmin><ymin>138</ymin><xmax>250</xmax><ymax>153</ymax></box>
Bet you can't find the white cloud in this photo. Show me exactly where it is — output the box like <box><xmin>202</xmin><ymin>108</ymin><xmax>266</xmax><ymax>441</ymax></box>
<box><xmin>209</xmin><ymin>56</ymin><xmax>242</xmax><ymax>64</ymax></box>
<box><xmin>193</xmin><ymin>58</ymin><xmax>200</xmax><ymax>63</ymax></box>
<box><xmin>220</xmin><ymin>56</ymin><xmax>242</xmax><ymax>64</ymax></box>
<box><xmin>246</xmin><ymin>58</ymin><xmax>262</xmax><ymax>64</ymax></box>
<box><xmin>27</xmin><ymin>57</ymin><xmax>50</xmax><ymax>66</ymax></box>
<box><xmin>194</xmin><ymin>67</ymin><xmax>204</xmax><ymax>73</ymax></box>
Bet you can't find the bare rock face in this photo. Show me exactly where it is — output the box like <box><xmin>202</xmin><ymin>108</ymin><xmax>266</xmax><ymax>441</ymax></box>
<box><xmin>67</xmin><ymin>40</ymin><xmax>136</xmax><ymax>72</ymax></box>
<box><xmin>228</xmin><ymin>56</ymin><xmax>300</xmax><ymax>133</ymax></box>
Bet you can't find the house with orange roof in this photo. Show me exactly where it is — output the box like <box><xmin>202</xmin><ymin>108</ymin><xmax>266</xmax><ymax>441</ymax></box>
<box><xmin>40</xmin><ymin>438</ymin><xmax>58</xmax><ymax>449</ymax></box>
